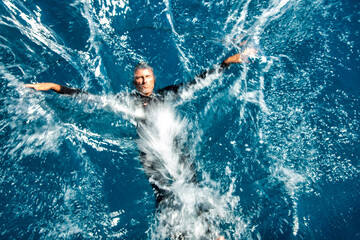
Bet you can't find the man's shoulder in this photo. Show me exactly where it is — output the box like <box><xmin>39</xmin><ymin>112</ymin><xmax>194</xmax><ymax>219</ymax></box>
<box><xmin>157</xmin><ymin>84</ymin><xmax>182</xmax><ymax>95</ymax></box>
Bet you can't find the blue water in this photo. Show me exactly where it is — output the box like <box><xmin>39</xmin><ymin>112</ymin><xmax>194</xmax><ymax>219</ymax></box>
<box><xmin>1</xmin><ymin>0</ymin><xmax>359</xmax><ymax>239</ymax></box>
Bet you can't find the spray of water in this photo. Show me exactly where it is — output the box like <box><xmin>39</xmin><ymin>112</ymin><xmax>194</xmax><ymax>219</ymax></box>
<box><xmin>1</xmin><ymin>0</ymin><xmax>359</xmax><ymax>239</ymax></box>
<box><xmin>135</xmin><ymin>102</ymin><xmax>246</xmax><ymax>239</ymax></box>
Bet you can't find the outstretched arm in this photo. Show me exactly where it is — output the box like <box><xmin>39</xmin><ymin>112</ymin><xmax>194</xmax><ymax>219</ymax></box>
<box><xmin>158</xmin><ymin>48</ymin><xmax>258</xmax><ymax>95</ymax></box>
<box><xmin>25</xmin><ymin>82</ymin><xmax>85</xmax><ymax>95</ymax></box>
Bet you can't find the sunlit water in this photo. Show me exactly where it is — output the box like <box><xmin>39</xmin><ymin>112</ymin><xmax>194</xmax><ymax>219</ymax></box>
<box><xmin>1</xmin><ymin>0</ymin><xmax>359</xmax><ymax>239</ymax></box>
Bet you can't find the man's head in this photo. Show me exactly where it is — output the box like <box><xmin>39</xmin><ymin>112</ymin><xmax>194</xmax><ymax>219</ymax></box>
<box><xmin>133</xmin><ymin>62</ymin><xmax>155</xmax><ymax>96</ymax></box>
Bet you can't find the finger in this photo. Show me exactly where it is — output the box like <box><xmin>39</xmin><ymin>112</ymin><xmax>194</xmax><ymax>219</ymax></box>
<box><xmin>24</xmin><ymin>84</ymin><xmax>36</xmax><ymax>89</ymax></box>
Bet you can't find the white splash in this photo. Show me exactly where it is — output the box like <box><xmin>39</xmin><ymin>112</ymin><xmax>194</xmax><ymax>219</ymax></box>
<box><xmin>272</xmin><ymin>165</ymin><xmax>305</xmax><ymax>236</ymax></box>
<box><xmin>134</xmin><ymin>104</ymin><xmax>244</xmax><ymax>239</ymax></box>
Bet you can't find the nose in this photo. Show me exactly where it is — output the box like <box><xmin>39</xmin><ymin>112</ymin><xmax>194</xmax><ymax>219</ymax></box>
<box><xmin>143</xmin><ymin>77</ymin><xmax>150</xmax><ymax>84</ymax></box>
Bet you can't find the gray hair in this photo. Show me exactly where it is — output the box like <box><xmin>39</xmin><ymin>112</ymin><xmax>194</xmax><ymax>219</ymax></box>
<box><xmin>134</xmin><ymin>62</ymin><xmax>153</xmax><ymax>73</ymax></box>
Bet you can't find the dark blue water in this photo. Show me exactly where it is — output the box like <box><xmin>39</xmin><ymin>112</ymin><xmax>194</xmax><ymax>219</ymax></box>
<box><xmin>1</xmin><ymin>0</ymin><xmax>359</xmax><ymax>239</ymax></box>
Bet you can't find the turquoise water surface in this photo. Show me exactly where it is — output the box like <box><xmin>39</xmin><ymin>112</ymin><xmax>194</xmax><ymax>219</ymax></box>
<box><xmin>0</xmin><ymin>0</ymin><xmax>359</xmax><ymax>239</ymax></box>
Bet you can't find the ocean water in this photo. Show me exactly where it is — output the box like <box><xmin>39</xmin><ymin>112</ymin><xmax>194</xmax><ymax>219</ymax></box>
<box><xmin>0</xmin><ymin>0</ymin><xmax>359</xmax><ymax>239</ymax></box>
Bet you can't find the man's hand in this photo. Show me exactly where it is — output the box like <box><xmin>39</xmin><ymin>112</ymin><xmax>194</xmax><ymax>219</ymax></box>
<box><xmin>223</xmin><ymin>47</ymin><xmax>258</xmax><ymax>65</ymax></box>
<box><xmin>24</xmin><ymin>83</ymin><xmax>61</xmax><ymax>92</ymax></box>
<box><xmin>223</xmin><ymin>53</ymin><xmax>242</xmax><ymax>65</ymax></box>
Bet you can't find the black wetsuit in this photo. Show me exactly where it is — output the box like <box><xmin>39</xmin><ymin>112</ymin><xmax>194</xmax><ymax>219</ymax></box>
<box><xmin>130</xmin><ymin>87</ymin><xmax>196</xmax><ymax>205</ymax></box>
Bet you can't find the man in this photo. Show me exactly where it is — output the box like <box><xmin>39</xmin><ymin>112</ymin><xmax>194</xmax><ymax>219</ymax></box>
<box><xmin>25</xmin><ymin>49</ymin><xmax>256</xmax><ymax>239</ymax></box>
<box><xmin>25</xmin><ymin>49</ymin><xmax>255</xmax><ymax>196</ymax></box>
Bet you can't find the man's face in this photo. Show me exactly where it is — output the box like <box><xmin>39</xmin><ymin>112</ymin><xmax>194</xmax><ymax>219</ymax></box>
<box><xmin>134</xmin><ymin>68</ymin><xmax>155</xmax><ymax>96</ymax></box>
